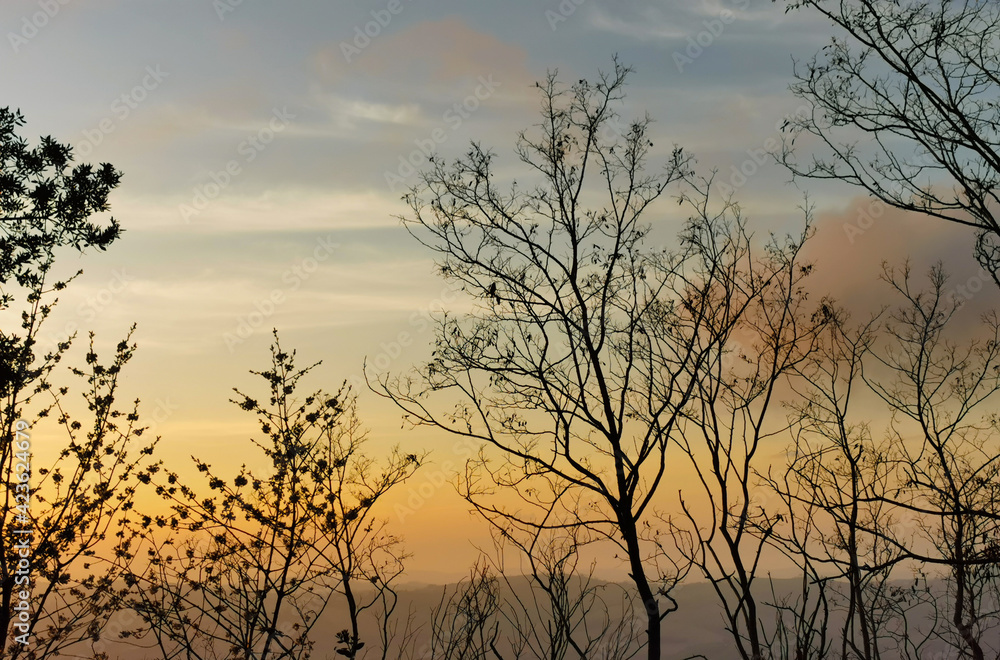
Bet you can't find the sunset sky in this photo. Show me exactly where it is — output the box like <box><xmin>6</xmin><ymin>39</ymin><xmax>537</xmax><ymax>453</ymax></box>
<box><xmin>2</xmin><ymin>0</ymin><xmax>996</xmax><ymax>583</ymax></box>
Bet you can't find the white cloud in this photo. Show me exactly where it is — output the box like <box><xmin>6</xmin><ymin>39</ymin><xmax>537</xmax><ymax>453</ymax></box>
<box><xmin>115</xmin><ymin>189</ymin><xmax>407</xmax><ymax>232</ymax></box>
<box><xmin>325</xmin><ymin>96</ymin><xmax>424</xmax><ymax>129</ymax></box>
<box><xmin>587</xmin><ymin>8</ymin><xmax>687</xmax><ymax>41</ymax></box>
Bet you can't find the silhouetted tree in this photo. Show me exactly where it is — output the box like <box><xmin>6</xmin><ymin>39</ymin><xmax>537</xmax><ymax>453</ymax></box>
<box><xmin>1</xmin><ymin>331</ymin><xmax>156</xmax><ymax>660</ymax></box>
<box><xmin>766</xmin><ymin>264</ymin><xmax>1000</xmax><ymax>660</ymax></box>
<box><xmin>129</xmin><ymin>334</ymin><xmax>421</xmax><ymax>660</ymax></box>
<box><xmin>424</xmin><ymin>561</ymin><xmax>505</xmax><ymax>660</ymax></box>
<box><xmin>0</xmin><ymin>106</ymin><xmax>121</xmax><ymax>303</ymax></box>
<box><xmin>491</xmin><ymin>526</ymin><xmax>645</xmax><ymax>660</ymax></box>
<box><xmin>779</xmin><ymin>0</ymin><xmax>1000</xmax><ymax>284</ymax></box>
<box><xmin>770</xmin><ymin>306</ymin><xmax>928</xmax><ymax>660</ymax></box>
<box><xmin>665</xmin><ymin>199</ymin><xmax>826</xmax><ymax>660</ymax></box>
<box><xmin>418</xmin><ymin>532</ymin><xmax>644</xmax><ymax>660</ymax></box>
<box><xmin>0</xmin><ymin>108</ymin><xmax>154</xmax><ymax>659</ymax></box>
<box><xmin>374</xmin><ymin>59</ymin><xmax>819</xmax><ymax>660</ymax></box>
<box><xmin>870</xmin><ymin>265</ymin><xmax>1000</xmax><ymax>659</ymax></box>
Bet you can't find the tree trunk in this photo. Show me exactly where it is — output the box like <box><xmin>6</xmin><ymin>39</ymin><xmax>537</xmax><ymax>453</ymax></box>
<box><xmin>620</xmin><ymin>514</ymin><xmax>660</xmax><ymax>660</ymax></box>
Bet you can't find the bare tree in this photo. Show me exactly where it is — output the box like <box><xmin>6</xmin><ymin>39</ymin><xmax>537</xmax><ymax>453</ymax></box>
<box><xmin>778</xmin><ymin>0</ymin><xmax>1000</xmax><ymax>283</ymax></box>
<box><xmin>489</xmin><ymin>524</ymin><xmax>645</xmax><ymax>660</ymax></box>
<box><xmin>759</xmin><ymin>565</ymin><xmax>832</xmax><ymax>660</ymax></box>
<box><xmin>424</xmin><ymin>561</ymin><xmax>506</xmax><ymax>660</ymax></box>
<box><xmin>772</xmin><ymin>308</ymin><xmax>925</xmax><ymax>660</ymax></box>
<box><xmin>764</xmin><ymin>264</ymin><xmax>1000</xmax><ymax>660</ymax></box>
<box><xmin>373</xmin><ymin>59</ymin><xmax>819</xmax><ymax>660</ymax></box>
<box><xmin>665</xmin><ymin>193</ymin><xmax>825</xmax><ymax>660</ymax></box>
<box><xmin>417</xmin><ymin>532</ymin><xmax>644</xmax><ymax>660</ymax></box>
<box><xmin>868</xmin><ymin>265</ymin><xmax>1000</xmax><ymax>659</ymax></box>
<box><xmin>128</xmin><ymin>335</ymin><xmax>422</xmax><ymax>660</ymax></box>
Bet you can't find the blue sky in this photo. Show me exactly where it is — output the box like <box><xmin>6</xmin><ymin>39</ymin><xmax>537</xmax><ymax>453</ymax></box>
<box><xmin>3</xmin><ymin>0</ymin><xmax>994</xmax><ymax>581</ymax></box>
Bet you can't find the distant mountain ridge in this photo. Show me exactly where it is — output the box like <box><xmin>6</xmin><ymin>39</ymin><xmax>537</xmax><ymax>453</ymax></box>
<box><xmin>78</xmin><ymin>575</ymin><xmax>998</xmax><ymax>659</ymax></box>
